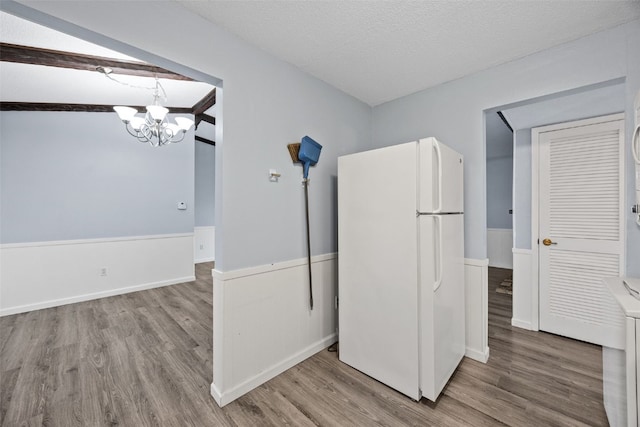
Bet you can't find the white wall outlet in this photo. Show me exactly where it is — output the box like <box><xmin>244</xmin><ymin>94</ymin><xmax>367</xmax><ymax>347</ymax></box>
<box><xmin>100</xmin><ymin>267</ymin><xmax>107</xmax><ymax>276</ymax></box>
<box><xmin>269</xmin><ymin>169</ymin><xmax>281</xmax><ymax>182</ymax></box>
<box><xmin>199</xmin><ymin>244</ymin><xmax>204</xmax><ymax>250</ymax></box>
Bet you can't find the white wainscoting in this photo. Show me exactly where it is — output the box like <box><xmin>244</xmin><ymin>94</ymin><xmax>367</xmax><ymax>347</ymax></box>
<box><xmin>194</xmin><ymin>226</ymin><xmax>215</xmax><ymax>263</ymax></box>
<box><xmin>487</xmin><ymin>228</ymin><xmax>513</xmax><ymax>269</ymax></box>
<box><xmin>512</xmin><ymin>248</ymin><xmax>535</xmax><ymax>330</ymax></box>
<box><xmin>464</xmin><ymin>258</ymin><xmax>490</xmax><ymax>363</ymax></box>
<box><xmin>211</xmin><ymin>253</ymin><xmax>337</xmax><ymax>407</ymax></box>
<box><xmin>0</xmin><ymin>233</ymin><xmax>195</xmax><ymax>316</ymax></box>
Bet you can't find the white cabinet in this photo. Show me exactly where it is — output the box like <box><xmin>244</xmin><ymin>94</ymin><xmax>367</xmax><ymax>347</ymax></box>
<box><xmin>624</xmin><ymin>317</ymin><xmax>638</xmax><ymax>426</ymax></box>
<box><xmin>633</xmin><ymin>318</ymin><xmax>640</xmax><ymax>425</ymax></box>
<box><xmin>603</xmin><ymin>343</ymin><xmax>627</xmax><ymax>427</ymax></box>
<box><xmin>603</xmin><ymin>277</ymin><xmax>640</xmax><ymax>427</ymax></box>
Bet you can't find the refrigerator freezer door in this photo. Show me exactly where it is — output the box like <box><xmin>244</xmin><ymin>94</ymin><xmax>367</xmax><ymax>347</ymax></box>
<box><xmin>338</xmin><ymin>142</ymin><xmax>421</xmax><ymax>401</ymax></box>
<box><xmin>419</xmin><ymin>214</ymin><xmax>466</xmax><ymax>401</ymax></box>
<box><xmin>418</xmin><ymin>138</ymin><xmax>464</xmax><ymax>214</ymax></box>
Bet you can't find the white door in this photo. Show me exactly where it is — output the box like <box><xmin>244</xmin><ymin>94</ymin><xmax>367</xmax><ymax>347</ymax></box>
<box><xmin>537</xmin><ymin>114</ymin><xmax>625</xmax><ymax>347</ymax></box>
<box><xmin>418</xmin><ymin>213</ymin><xmax>465</xmax><ymax>401</ymax></box>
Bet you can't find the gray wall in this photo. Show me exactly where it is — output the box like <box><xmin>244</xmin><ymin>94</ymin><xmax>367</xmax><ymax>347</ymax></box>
<box><xmin>371</xmin><ymin>20</ymin><xmax>640</xmax><ymax>276</ymax></box>
<box><xmin>0</xmin><ymin>111</ymin><xmax>195</xmax><ymax>243</ymax></box>
<box><xmin>8</xmin><ymin>1</ymin><xmax>373</xmax><ymax>271</ymax></box>
<box><xmin>486</xmin><ymin>112</ymin><xmax>513</xmax><ymax>230</ymax></box>
<box><xmin>4</xmin><ymin>3</ymin><xmax>638</xmax><ymax>275</ymax></box>
<box><xmin>513</xmin><ymin>129</ymin><xmax>532</xmax><ymax>249</ymax></box>
<box><xmin>194</xmin><ymin>141</ymin><xmax>215</xmax><ymax>227</ymax></box>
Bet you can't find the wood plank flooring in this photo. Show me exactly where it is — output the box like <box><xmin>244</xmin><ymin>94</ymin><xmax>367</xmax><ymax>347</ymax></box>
<box><xmin>0</xmin><ymin>265</ymin><xmax>607</xmax><ymax>426</ymax></box>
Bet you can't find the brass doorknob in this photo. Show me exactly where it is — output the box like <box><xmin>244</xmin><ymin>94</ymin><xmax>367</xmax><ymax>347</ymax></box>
<box><xmin>542</xmin><ymin>238</ymin><xmax>557</xmax><ymax>246</ymax></box>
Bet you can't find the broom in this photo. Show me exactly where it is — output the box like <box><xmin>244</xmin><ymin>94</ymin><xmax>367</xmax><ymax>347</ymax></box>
<box><xmin>287</xmin><ymin>141</ymin><xmax>313</xmax><ymax>310</ymax></box>
<box><xmin>287</xmin><ymin>143</ymin><xmax>301</xmax><ymax>163</ymax></box>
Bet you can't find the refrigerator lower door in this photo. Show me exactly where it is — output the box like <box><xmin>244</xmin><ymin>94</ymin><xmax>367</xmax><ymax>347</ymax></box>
<box><xmin>419</xmin><ymin>214</ymin><xmax>466</xmax><ymax>401</ymax></box>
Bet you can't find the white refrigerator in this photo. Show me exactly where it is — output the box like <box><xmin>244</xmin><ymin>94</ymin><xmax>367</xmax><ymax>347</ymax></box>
<box><xmin>337</xmin><ymin>137</ymin><xmax>465</xmax><ymax>402</ymax></box>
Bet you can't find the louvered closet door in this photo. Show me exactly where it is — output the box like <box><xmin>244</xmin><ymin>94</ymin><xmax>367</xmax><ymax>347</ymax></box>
<box><xmin>539</xmin><ymin>114</ymin><xmax>624</xmax><ymax>347</ymax></box>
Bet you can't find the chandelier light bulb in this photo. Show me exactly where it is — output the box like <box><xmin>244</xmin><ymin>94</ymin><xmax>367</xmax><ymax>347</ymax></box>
<box><xmin>113</xmin><ymin>106</ymin><xmax>137</xmax><ymax>123</ymax></box>
<box><xmin>175</xmin><ymin>117</ymin><xmax>195</xmax><ymax>131</ymax></box>
<box><xmin>146</xmin><ymin>105</ymin><xmax>169</xmax><ymax>122</ymax></box>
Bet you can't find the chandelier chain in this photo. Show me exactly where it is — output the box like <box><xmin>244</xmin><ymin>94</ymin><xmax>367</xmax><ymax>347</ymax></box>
<box><xmin>97</xmin><ymin>67</ymin><xmax>167</xmax><ymax>102</ymax></box>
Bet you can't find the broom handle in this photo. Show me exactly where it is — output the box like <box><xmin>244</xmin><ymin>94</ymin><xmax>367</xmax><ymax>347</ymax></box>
<box><xmin>304</xmin><ymin>179</ymin><xmax>313</xmax><ymax>310</ymax></box>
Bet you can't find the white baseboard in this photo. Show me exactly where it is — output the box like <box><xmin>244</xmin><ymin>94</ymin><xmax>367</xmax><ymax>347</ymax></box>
<box><xmin>1</xmin><ymin>233</ymin><xmax>194</xmax><ymax>316</ymax></box>
<box><xmin>512</xmin><ymin>248</ymin><xmax>535</xmax><ymax>331</ymax></box>
<box><xmin>465</xmin><ymin>346</ymin><xmax>490</xmax><ymax>363</ymax></box>
<box><xmin>211</xmin><ymin>333</ymin><xmax>336</xmax><ymax>407</ymax></box>
<box><xmin>464</xmin><ymin>258</ymin><xmax>489</xmax><ymax>267</ymax></box>
<box><xmin>511</xmin><ymin>318</ymin><xmax>533</xmax><ymax>330</ymax></box>
<box><xmin>195</xmin><ymin>257</ymin><xmax>215</xmax><ymax>264</ymax></box>
<box><xmin>212</xmin><ymin>253</ymin><xmax>338</xmax><ymax>407</ymax></box>
<box><xmin>0</xmin><ymin>276</ymin><xmax>195</xmax><ymax>317</ymax></box>
<box><xmin>464</xmin><ymin>258</ymin><xmax>489</xmax><ymax>364</ymax></box>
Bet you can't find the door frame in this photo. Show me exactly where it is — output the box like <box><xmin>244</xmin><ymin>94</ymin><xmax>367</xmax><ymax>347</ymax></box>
<box><xmin>530</xmin><ymin>112</ymin><xmax>626</xmax><ymax>332</ymax></box>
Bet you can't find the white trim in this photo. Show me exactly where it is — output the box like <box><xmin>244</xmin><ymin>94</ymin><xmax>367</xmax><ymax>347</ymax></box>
<box><xmin>487</xmin><ymin>227</ymin><xmax>512</xmax><ymax>232</ymax></box>
<box><xmin>0</xmin><ymin>276</ymin><xmax>195</xmax><ymax>317</ymax></box>
<box><xmin>211</xmin><ymin>253</ymin><xmax>338</xmax><ymax>407</ymax></box>
<box><xmin>531</xmin><ymin>113</ymin><xmax>626</xmax><ymax>333</ymax></box>
<box><xmin>463</xmin><ymin>258</ymin><xmax>489</xmax><ymax>364</ymax></box>
<box><xmin>511</xmin><ymin>131</ymin><xmax>518</xmax><ymax>250</ymax></box>
<box><xmin>533</xmin><ymin>112</ymin><xmax>624</xmax><ymax>134</ymax></box>
<box><xmin>213</xmin><ymin>252</ymin><xmax>337</xmax><ymax>281</ymax></box>
<box><xmin>1</xmin><ymin>234</ymin><xmax>194</xmax><ymax>316</ymax></box>
<box><xmin>512</xmin><ymin>248</ymin><xmax>533</xmax><ymax>255</ymax></box>
<box><xmin>511</xmin><ymin>318</ymin><xmax>533</xmax><ymax>330</ymax></box>
<box><xmin>465</xmin><ymin>346</ymin><xmax>490</xmax><ymax>363</ymax></box>
<box><xmin>210</xmin><ymin>334</ymin><xmax>336</xmax><ymax>407</ymax></box>
<box><xmin>0</xmin><ymin>232</ymin><xmax>194</xmax><ymax>249</ymax></box>
<box><xmin>531</xmin><ymin>125</ymin><xmax>541</xmax><ymax>331</ymax></box>
<box><xmin>195</xmin><ymin>257</ymin><xmax>215</xmax><ymax>264</ymax></box>
<box><xmin>464</xmin><ymin>257</ymin><xmax>489</xmax><ymax>267</ymax></box>
<box><xmin>512</xmin><ymin>248</ymin><xmax>536</xmax><ymax>330</ymax></box>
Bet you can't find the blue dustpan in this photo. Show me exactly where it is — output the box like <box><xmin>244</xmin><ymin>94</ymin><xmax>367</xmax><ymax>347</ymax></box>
<box><xmin>298</xmin><ymin>136</ymin><xmax>322</xmax><ymax>179</ymax></box>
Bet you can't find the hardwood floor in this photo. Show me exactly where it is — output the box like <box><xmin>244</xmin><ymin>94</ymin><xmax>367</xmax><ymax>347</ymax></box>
<box><xmin>0</xmin><ymin>265</ymin><xmax>607</xmax><ymax>426</ymax></box>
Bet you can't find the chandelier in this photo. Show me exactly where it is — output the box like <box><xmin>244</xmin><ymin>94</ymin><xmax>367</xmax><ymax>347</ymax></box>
<box><xmin>113</xmin><ymin>78</ymin><xmax>194</xmax><ymax>147</ymax></box>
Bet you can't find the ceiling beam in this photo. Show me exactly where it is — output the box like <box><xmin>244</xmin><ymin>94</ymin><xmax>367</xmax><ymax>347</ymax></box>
<box><xmin>195</xmin><ymin>113</ymin><xmax>216</xmax><ymax>128</ymax></box>
<box><xmin>192</xmin><ymin>88</ymin><xmax>216</xmax><ymax>115</ymax></box>
<box><xmin>0</xmin><ymin>43</ymin><xmax>194</xmax><ymax>81</ymax></box>
<box><xmin>0</xmin><ymin>102</ymin><xmax>193</xmax><ymax>114</ymax></box>
<box><xmin>496</xmin><ymin>111</ymin><xmax>513</xmax><ymax>132</ymax></box>
<box><xmin>195</xmin><ymin>135</ymin><xmax>216</xmax><ymax>146</ymax></box>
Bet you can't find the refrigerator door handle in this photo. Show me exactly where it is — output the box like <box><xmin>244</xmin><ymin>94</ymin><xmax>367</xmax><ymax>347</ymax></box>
<box><xmin>433</xmin><ymin>140</ymin><xmax>443</xmax><ymax>213</ymax></box>
<box><xmin>434</xmin><ymin>215</ymin><xmax>444</xmax><ymax>291</ymax></box>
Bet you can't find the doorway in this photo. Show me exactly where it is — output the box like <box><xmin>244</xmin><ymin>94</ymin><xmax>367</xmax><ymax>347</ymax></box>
<box><xmin>485</xmin><ymin>110</ymin><xmax>514</xmax><ymax>302</ymax></box>
<box><xmin>491</xmin><ymin>79</ymin><xmax>626</xmax><ymax>332</ymax></box>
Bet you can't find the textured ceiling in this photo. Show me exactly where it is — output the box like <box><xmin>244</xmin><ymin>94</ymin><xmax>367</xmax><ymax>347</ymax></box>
<box><xmin>176</xmin><ymin>0</ymin><xmax>640</xmax><ymax>106</ymax></box>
